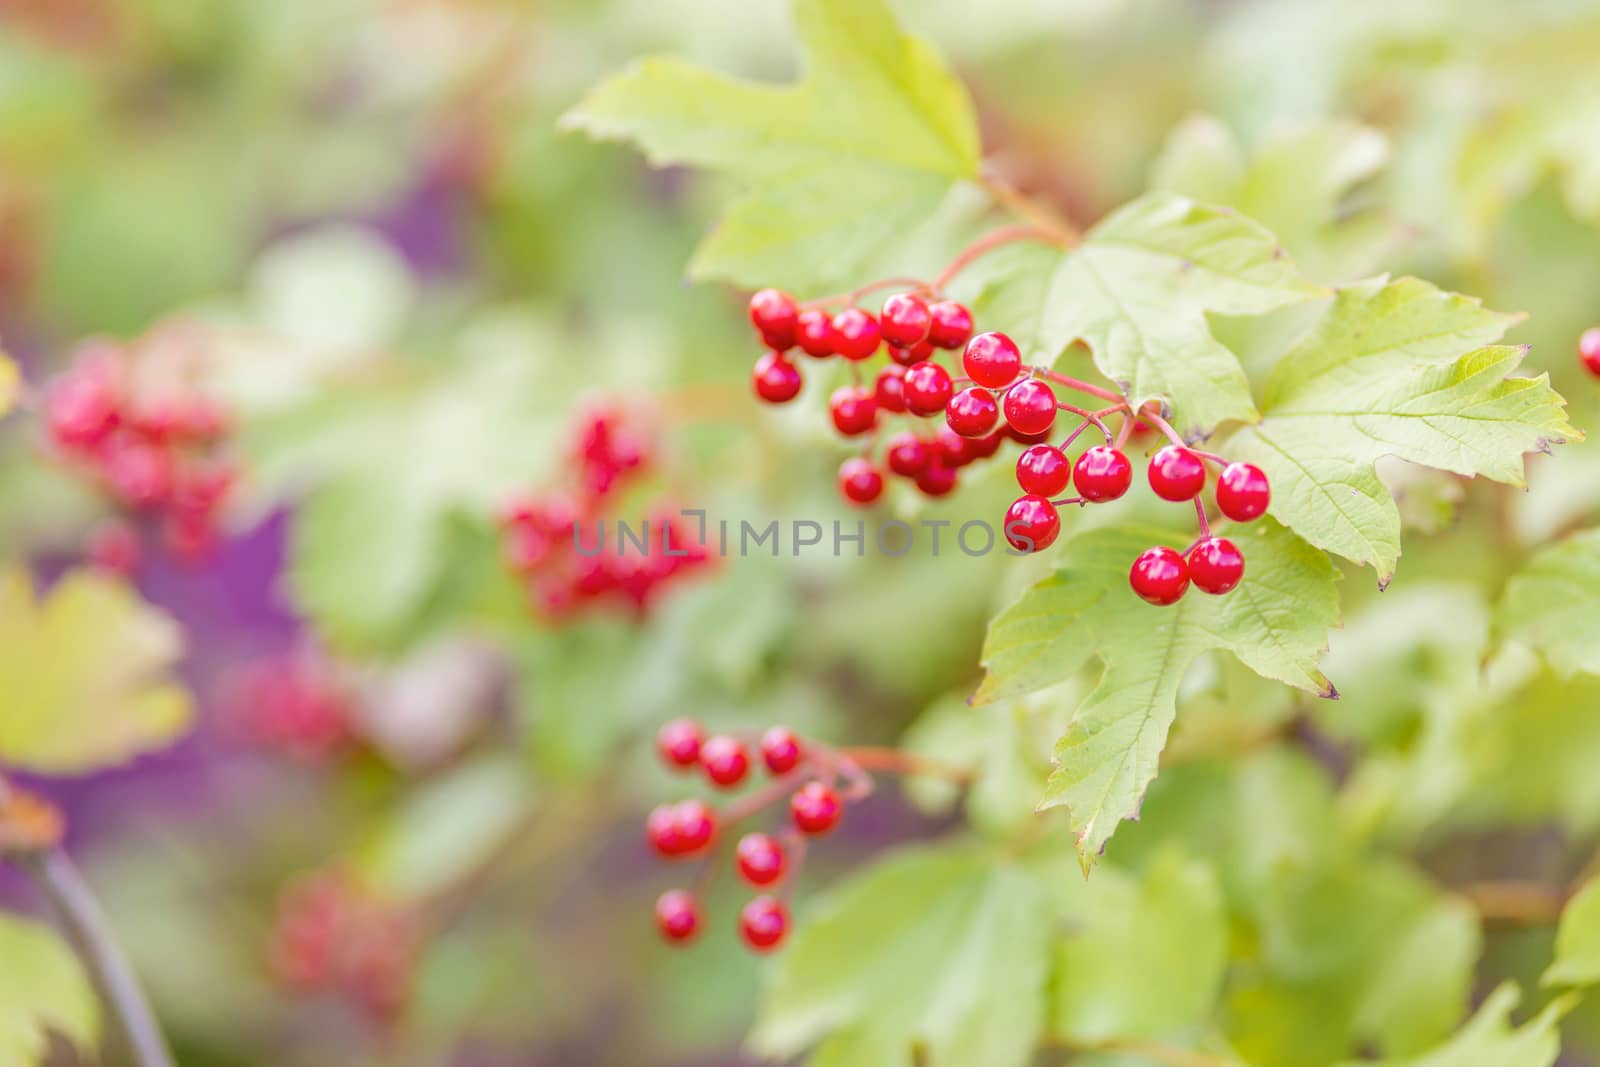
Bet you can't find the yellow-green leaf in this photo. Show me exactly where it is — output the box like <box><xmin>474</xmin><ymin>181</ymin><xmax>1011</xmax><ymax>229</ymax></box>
<box><xmin>0</xmin><ymin>914</ymin><xmax>98</xmax><ymax>1067</ymax></box>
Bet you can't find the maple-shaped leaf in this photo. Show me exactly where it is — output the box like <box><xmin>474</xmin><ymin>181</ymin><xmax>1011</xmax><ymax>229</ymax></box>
<box><xmin>1332</xmin><ymin>983</ymin><xmax>1571</xmax><ymax>1067</ymax></box>
<box><xmin>964</xmin><ymin>192</ymin><xmax>1322</xmax><ymax>435</ymax></box>
<box><xmin>0</xmin><ymin>567</ymin><xmax>192</xmax><ymax>773</ymax></box>
<box><xmin>1220</xmin><ymin>275</ymin><xmax>1576</xmax><ymax>584</ymax></box>
<box><xmin>975</xmin><ymin>521</ymin><xmax>1339</xmax><ymax>867</ymax></box>
<box><xmin>561</xmin><ymin>0</ymin><xmax>980</xmax><ymax>293</ymax></box>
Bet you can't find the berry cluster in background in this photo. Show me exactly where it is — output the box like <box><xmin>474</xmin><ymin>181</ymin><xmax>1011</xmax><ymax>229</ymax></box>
<box><xmin>645</xmin><ymin>717</ymin><xmax>956</xmax><ymax>953</ymax></box>
<box><xmin>268</xmin><ymin>868</ymin><xmax>417</xmax><ymax>1026</ymax></box>
<box><xmin>224</xmin><ymin>649</ymin><xmax>355</xmax><ymax>764</ymax></box>
<box><xmin>743</xmin><ymin>284</ymin><xmax>1273</xmax><ymax>604</ymax></box>
<box><xmin>497</xmin><ymin>405</ymin><xmax>712</xmax><ymax>620</ymax></box>
<box><xmin>43</xmin><ymin>341</ymin><xmax>235</xmax><ymax>569</ymax></box>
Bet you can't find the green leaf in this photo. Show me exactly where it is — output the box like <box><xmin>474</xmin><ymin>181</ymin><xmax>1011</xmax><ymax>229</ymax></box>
<box><xmin>1497</xmin><ymin>529</ymin><xmax>1600</xmax><ymax>678</ymax></box>
<box><xmin>1052</xmin><ymin>849</ymin><xmax>1227</xmax><ymax>1044</ymax></box>
<box><xmin>971</xmin><ymin>193</ymin><xmax>1320</xmax><ymax>434</ymax></box>
<box><xmin>0</xmin><ymin>568</ymin><xmax>192</xmax><ymax>774</ymax></box>
<box><xmin>1220</xmin><ymin>276</ymin><xmax>1576</xmax><ymax>583</ymax></box>
<box><xmin>1332</xmin><ymin>983</ymin><xmax>1572</xmax><ymax>1067</ymax></box>
<box><xmin>0</xmin><ymin>914</ymin><xmax>98</xmax><ymax>1067</ymax></box>
<box><xmin>751</xmin><ymin>843</ymin><xmax>1049</xmax><ymax>1067</ymax></box>
<box><xmin>561</xmin><ymin>0</ymin><xmax>980</xmax><ymax>293</ymax></box>
<box><xmin>975</xmin><ymin>521</ymin><xmax>1338</xmax><ymax>866</ymax></box>
<box><xmin>1545</xmin><ymin>877</ymin><xmax>1600</xmax><ymax>987</ymax></box>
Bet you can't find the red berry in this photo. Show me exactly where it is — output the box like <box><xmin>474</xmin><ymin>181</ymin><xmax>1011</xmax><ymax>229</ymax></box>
<box><xmin>926</xmin><ymin>300</ymin><xmax>974</xmax><ymax>349</ymax></box>
<box><xmin>880</xmin><ymin>293</ymin><xmax>932</xmax><ymax>347</ymax></box>
<box><xmin>970</xmin><ymin>430</ymin><xmax>1006</xmax><ymax>460</ymax></box>
<box><xmin>656</xmin><ymin>717</ymin><xmax>703</xmax><ymax>770</ymax></box>
<box><xmin>1073</xmin><ymin>446</ymin><xmax>1133</xmax><ymax>503</ymax></box>
<box><xmin>646</xmin><ymin>804</ymin><xmax>683</xmax><ymax>856</ymax></box>
<box><xmin>838</xmin><ymin>458</ymin><xmax>885</xmax><ymax>505</ymax></box>
<box><xmin>795</xmin><ymin>308</ymin><xmax>835</xmax><ymax>358</ymax></box>
<box><xmin>701</xmin><ymin>736</ymin><xmax>751</xmax><ymax>787</ymax></box>
<box><xmin>1188</xmin><ymin>537</ymin><xmax>1245</xmax><ymax>595</ymax></box>
<box><xmin>886</xmin><ymin>432</ymin><xmax>931</xmax><ymax>477</ymax></box>
<box><xmin>45</xmin><ymin>369</ymin><xmax>121</xmax><ymax>451</ymax></box>
<box><xmin>647</xmin><ymin>799</ymin><xmax>717</xmax><ymax>856</ymax></box>
<box><xmin>655</xmin><ymin>889</ymin><xmax>700</xmax><ymax>944</ymax></box>
<box><xmin>735</xmin><ymin>833</ymin><xmax>786</xmax><ymax>886</ymax></box>
<box><xmin>832</xmin><ymin>308</ymin><xmax>881</xmax><ymax>361</ymax></box>
<box><xmin>104</xmin><ymin>439</ymin><xmax>175</xmax><ymax>508</ymax></box>
<box><xmin>739</xmin><ymin>896</ymin><xmax>788</xmax><ymax>952</ymax></box>
<box><xmin>888</xmin><ymin>340</ymin><xmax>933</xmax><ymax>367</ymax></box>
<box><xmin>963</xmin><ymin>332</ymin><xmax>1023</xmax><ymax>389</ymax></box>
<box><xmin>790</xmin><ymin>782</ymin><xmax>842</xmax><ymax>835</ymax></box>
<box><xmin>1016</xmin><ymin>444</ymin><xmax>1071</xmax><ymax>497</ymax></box>
<box><xmin>1580</xmin><ymin>328</ymin><xmax>1600</xmax><ymax>376</ymax></box>
<box><xmin>829</xmin><ymin>385</ymin><xmax>878</xmax><ymax>437</ymax></box>
<box><xmin>1002</xmin><ymin>379</ymin><xmax>1057</xmax><ymax>437</ymax></box>
<box><xmin>1130</xmin><ymin>546</ymin><xmax>1190</xmax><ymax>606</ymax></box>
<box><xmin>873</xmin><ymin>365</ymin><xmax>908</xmax><ymax>413</ymax></box>
<box><xmin>933</xmin><ymin>424</ymin><xmax>976</xmax><ymax>468</ymax></box>
<box><xmin>915</xmin><ymin>459</ymin><xmax>958</xmax><ymax>497</ymax></box>
<box><xmin>1216</xmin><ymin>462</ymin><xmax>1270</xmax><ymax>522</ymax></box>
<box><xmin>749</xmin><ymin>289</ymin><xmax>799</xmax><ymax>350</ymax></box>
<box><xmin>1147</xmin><ymin>446</ymin><xmax>1207</xmax><ymax>502</ymax></box>
<box><xmin>945</xmin><ymin>386</ymin><xmax>999</xmax><ymax>438</ymax></box>
<box><xmin>1004</xmin><ymin>495</ymin><xmax>1061</xmax><ymax>552</ymax></box>
<box><xmin>759</xmin><ymin>726</ymin><xmax>804</xmax><ymax>774</ymax></box>
<box><xmin>752</xmin><ymin>352</ymin><xmax>802</xmax><ymax>404</ymax></box>
<box><xmin>903</xmin><ymin>361</ymin><xmax>953</xmax><ymax>416</ymax></box>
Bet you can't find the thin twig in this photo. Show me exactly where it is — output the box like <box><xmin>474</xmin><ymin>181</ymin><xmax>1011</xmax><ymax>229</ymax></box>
<box><xmin>978</xmin><ymin>169</ymin><xmax>1081</xmax><ymax>246</ymax></box>
<box><xmin>930</xmin><ymin>224</ymin><xmax>1063</xmax><ymax>291</ymax></box>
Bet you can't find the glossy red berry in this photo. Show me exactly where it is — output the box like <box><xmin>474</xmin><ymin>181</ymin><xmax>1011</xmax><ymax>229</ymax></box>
<box><xmin>655</xmin><ymin>889</ymin><xmax>700</xmax><ymax>944</ymax></box>
<box><xmin>880</xmin><ymin>293</ymin><xmax>932</xmax><ymax>347</ymax></box>
<box><xmin>1216</xmin><ymin>462</ymin><xmax>1270</xmax><ymax>522</ymax></box>
<box><xmin>933</xmin><ymin>425</ymin><xmax>975</xmax><ymax>468</ymax></box>
<box><xmin>656</xmin><ymin>717</ymin><xmax>703</xmax><ymax>770</ymax></box>
<box><xmin>1015</xmin><ymin>444</ymin><xmax>1071</xmax><ymax>497</ymax></box>
<box><xmin>735</xmin><ymin>833</ymin><xmax>787</xmax><ymax>886</ymax></box>
<box><xmin>838</xmin><ymin>458</ymin><xmax>885</xmax><ymax>505</ymax></box>
<box><xmin>886</xmin><ymin>432</ymin><xmax>931</xmax><ymax>477</ymax></box>
<box><xmin>1004</xmin><ymin>495</ymin><xmax>1061</xmax><ymax>552</ymax></box>
<box><xmin>759</xmin><ymin>726</ymin><xmax>804</xmax><ymax>774</ymax></box>
<box><xmin>903</xmin><ymin>361</ymin><xmax>953</xmax><ymax>416</ymax></box>
<box><xmin>829</xmin><ymin>386</ymin><xmax>878</xmax><ymax>436</ymax></box>
<box><xmin>1073</xmin><ymin>446</ymin><xmax>1133</xmax><ymax>503</ymax></box>
<box><xmin>1130</xmin><ymin>546</ymin><xmax>1190</xmax><ymax>606</ymax></box>
<box><xmin>832</xmin><ymin>308</ymin><xmax>881</xmax><ymax>361</ymax></box>
<box><xmin>790</xmin><ymin>782</ymin><xmax>843</xmax><ymax>835</ymax></box>
<box><xmin>748</xmin><ymin>289</ymin><xmax>798</xmax><ymax>350</ymax></box>
<box><xmin>1147</xmin><ymin>446</ymin><xmax>1207</xmax><ymax>502</ymax></box>
<box><xmin>701</xmin><ymin>736</ymin><xmax>751</xmax><ymax>787</ymax></box>
<box><xmin>926</xmin><ymin>300</ymin><xmax>974</xmax><ymax>349</ymax></box>
<box><xmin>1188</xmin><ymin>537</ymin><xmax>1245</xmax><ymax>595</ymax></box>
<box><xmin>915</xmin><ymin>461</ymin><xmax>958</xmax><ymax>497</ymax></box>
<box><xmin>970</xmin><ymin>430</ymin><xmax>1006</xmax><ymax>460</ymax></box>
<box><xmin>963</xmin><ymin>332</ymin><xmax>1023</xmax><ymax>389</ymax></box>
<box><xmin>888</xmin><ymin>340</ymin><xmax>933</xmax><ymax>367</ymax></box>
<box><xmin>1002</xmin><ymin>379</ymin><xmax>1057</xmax><ymax>437</ymax></box>
<box><xmin>874</xmin><ymin>365</ymin><xmax>908</xmax><ymax>413</ymax></box>
<box><xmin>945</xmin><ymin>386</ymin><xmax>999</xmax><ymax>438</ymax></box>
<box><xmin>795</xmin><ymin>308</ymin><xmax>835</xmax><ymax>358</ymax></box>
<box><xmin>1580</xmin><ymin>328</ymin><xmax>1600</xmax><ymax>376</ymax></box>
<box><xmin>752</xmin><ymin>352</ymin><xmax>802</xmax><ymax>404</ymax></box>
<box><xmin>739</xmin><ymin>896</ymin><xmax>789</xmax><ymax>952</ymax></box>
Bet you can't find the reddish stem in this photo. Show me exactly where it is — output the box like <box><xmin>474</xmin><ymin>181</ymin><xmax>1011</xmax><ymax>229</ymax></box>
<box><xmin>834</xmin><ymin>746</ymin><xmax>973</xmax><ymax>784</ymax></box>
<box><xmin>931</xmin><ymin>224</ymin><xmax>1063</xmax><ymax>291</ymax></box>
<box><xmin>1192</xmin><ymin>497</ymin><xmax>1211</xmax><ymax>540</ymax></box>
<box><xmin>1055</xmin><ymin>403</ymin><xmax>1113</xmax><ymax>444</ymax></box>
<box><xmin>1038</xmin><ymin>368</ymin><xmax>1126</xmax><ymax>405</ymax></box>
<box><xmin>801</xmin><ymin>276</ymin><xmax>932</xmax><ymax>310</ymax></box>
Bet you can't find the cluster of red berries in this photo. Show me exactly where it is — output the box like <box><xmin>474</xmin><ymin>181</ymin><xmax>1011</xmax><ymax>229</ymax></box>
<box><xmin>749</xmin><ymin>288</ymin><xmax>1062</xmax><ymax>504</ymax></box>
<box><xmin>1579</xmin><ymin>327</ymin><xmax>1600</xmax><ymax>377</ymax></box>
<box><xmin>1122</xmin><ymin>448</ymin><xmax>1271</xmax><ymax>605</ymax></box>
<box><xmin>268</xmin><ymin>869</ymin><xmax>417</xmax><ymax>1025</ymax></box>
<box><xmin>646</xmin><ymin>717</ymin><xmax>856</xmax><ymax>953</ymax></box>
<box><xmin>43</xmin><ymin>343</ymin><xmax>235</xmax><ymax>565</ymax></box>
<box><xmin>224</xmin><ymin>650</ymin><xmax>354</xmax><ymax>763</ymax></box>
<box><xmin>498</xmin><ymin>406</ymin><xmax>711</xmax><ymax>619</ymax></box>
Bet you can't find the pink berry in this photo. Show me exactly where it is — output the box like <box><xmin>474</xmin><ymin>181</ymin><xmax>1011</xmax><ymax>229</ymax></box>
<box><xmin>85</xmin><ymin>519</ymin><xmax>141</xmax><ymax>577</ymax></box>
<box><xmin>739</xmin><ymin>896</ymin><xmax>788</xmax><ymax>952</ymax></box>
<box><xmin>1216</xmin><ymin>462</ymin><xmax>1270</xmax><ymax>522</ymax></box>
<box><xmin>1004</xmin><ymin>495</ymin><xmax>1061</xmax><ymax>552</ymax></box>
<box><xmin>1188</xmin><ymin>537</ymin><xmax>1245</xmax><ymax>595</ymax></box>
<box><xmin>655</xmin><ymin>889</ymin><xmax>701</xmax><ymax>943</ymax></box>
<box><xmin>945</xmin><ymin>386</ymin><xmax>999</xmax><ymax>438</ymax></box>
<box><xmin>759</xmin><ymin>726</ymin><xmax>804</xmax><ymax>774</ymax></box>
<box><xmin>1580</xmin><ymin>328</ymin><xmax>1600</xmax><ymax>376</ymax></box>
<box><xmin>748</xmin><ymin>289</ymin><xmax>798</xmax><ymax>350</ymax></box>
<box><xmin>880</xmin><ymin>293</ymin><xmax>932</xmax><ymax>347</ymax></box>
<box><xmin>1016</xmin><ymin>444</ymin><xmax>1071</xmax><ymax>497</ymax></box>
<box><xmin>656</xmin><ymin>718</ymin><xmax>703</xmax><ymax>770</ymax></box>
<box><xmin>735</xmin><ymin>833</ymin><xmax>786</xmax><ymax>886</ymax></box>
<box><xmin>752</xmin><ymin>352</ymin><xmax>802</xmax><ymax>404</ymax></box>
<box><xmin>1130</xmin><ymin>546</ymin><xmax>1189</xmax><ymax>606</ymax></box>
<box><xmin>838</xmin><ymin>458</ymin><xmax>885</xmax><ymax>505</ymax></box>
<box><xmin>832</xmin><ymin>308</ymin><xmax>881</xmax><ymax>361</ymax></box>
<box><xmin>1002</xmin><ymin>379</ymin><xmax>1056</xmax><ymax>437</ymax></box>
<box><xmin>962</xmin><ymin>332</ymin><xmax>1023</xmax><ymax>389</ymax></box>
<box><xmin>903</xmin><ymin>361</ymin><xmax>953</xmax><ymax>416</ymax></box>
<box><xmin>1147</xmin><ymin>446</ymin><xmax>1206</xmax><ymax>502</ymax></box>
<box><xmin>790</xmin><ymin>782</ymin><xmax>843</xmax><ymax>834</ymax></box>
<box><xmin>1073</xmin><ymin>446</ymin><xmax>1133</xmax><ymax>503</ymax></box>
<box><xmin>700</xmin><ymin>736</ymin><xmax>751</xmax><ymax>788</ymax></box>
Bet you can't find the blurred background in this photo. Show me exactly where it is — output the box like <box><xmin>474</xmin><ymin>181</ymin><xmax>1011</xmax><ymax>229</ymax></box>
<box><xmin>4</xmin><ymin>1</ymin><xmax>1600</xmax><ymax>1065</ymax></box>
